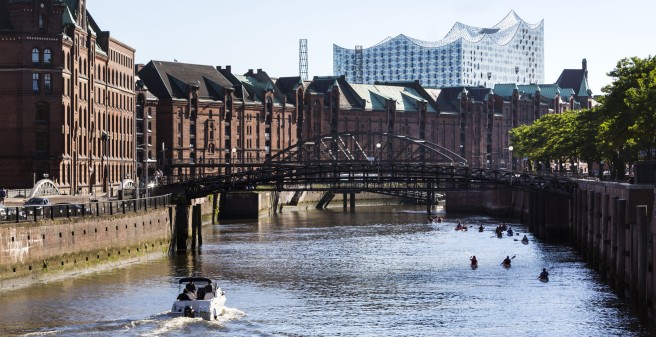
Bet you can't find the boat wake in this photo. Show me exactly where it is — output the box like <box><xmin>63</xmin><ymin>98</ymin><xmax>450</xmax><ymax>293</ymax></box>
<box><xmin>138</xmin><ymin>307</ymin><xmax>246</xmax><ymax>336</ymax></box>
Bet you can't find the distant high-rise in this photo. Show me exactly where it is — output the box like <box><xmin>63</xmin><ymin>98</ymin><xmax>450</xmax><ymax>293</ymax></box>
<box><xmin>333</xmin><ymin>11</ymin><xmax>544</xmax><ymax>88</ymax></box>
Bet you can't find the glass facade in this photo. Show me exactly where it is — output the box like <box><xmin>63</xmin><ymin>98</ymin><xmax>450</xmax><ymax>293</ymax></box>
<box><xmin>333</xmin><ymin>11</ymin><xmax>544</xmax><ymax>88</ymax></box>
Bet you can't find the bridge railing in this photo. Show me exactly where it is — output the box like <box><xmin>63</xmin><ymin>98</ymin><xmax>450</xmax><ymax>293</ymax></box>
<box><xmin>0</xmin><ymin>194</ymin><xmax>172</xmax><ymax>223</ymax></box>
<box><xmin>177</xmin><ymin>161</ymin><xmax>577</xmax><ymax>198</ymax></box>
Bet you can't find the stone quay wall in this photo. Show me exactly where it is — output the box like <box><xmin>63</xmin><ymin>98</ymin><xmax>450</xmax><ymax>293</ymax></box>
<box><xmin>0</xmin><ymin>207</ymin><xmax>174</xmax><ymax>291</ymax></box>
<box><xmin>569</xmin><ymin>181</ymin><xmax>655</xmax><ymax>320</ymax></box>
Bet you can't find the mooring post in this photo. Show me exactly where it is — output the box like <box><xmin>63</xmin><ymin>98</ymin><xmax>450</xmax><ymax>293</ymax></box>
<box><xmin>636</xmin><ymin>205</ymin><xmax>648</xmax><ymax>316</ymax></box>
<box><xmin>600</xmin><ymin>194</ymin><xmax>609</xmax><ymax>279</ymax></box>
<box><xmin>592</xmin><ymin>191</ymin><xmax>602</xmax><ymax>270</ymax></box>
<box><xmin>609</xmin><ymin>196</ymin><xmax>619</xmax><ymax>287</ymax></box>
<box><xmin>191</xmin><ymin>204</ymin><xmax>198</xmax><ymax>250</ymax></box>
<box><xmin>616</xmin><ymin>199</ymin><xmax>627</xmax><ymax>297</ymax></box>
<box><xmin>212</xmin><ymin>193</ymin><xmax>218</xmax><ymax>225</ymax></box>
<box><xmin>350</xmin><ymin>192</ymin><xmax>356</xmax><ymax>211</ymax></box>
<box><xmin>175</xmin><ymin>203</ymin><xmax>189</xmax><ymax>252</ymax></box>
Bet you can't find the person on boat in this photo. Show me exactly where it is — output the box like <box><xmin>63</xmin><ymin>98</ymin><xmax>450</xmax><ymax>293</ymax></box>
<box><xmin>478</xmin><ymin>223</ymin><xmax>484</xmax><ymax>232</ymax></box>
<box><xmin>502</xmin><ymin>256</ymin><xmax>512</xmax><ymax>267</ymax></box>
<box><xmin>507</xmin><ymin>227</ymin><xmax>513</xmax><ymax>236</ymax></box>
<box><xmin>437</xmin><ymin>217</ymin><xmax>443</xmax><ymax>223</ymax></box>
<box><xmin>539</xmin><ymin>268</ymin><xmax>549</xmax><ymax>280</ymax></box>
<box><xmin>521</xmin><ymin>235</ymin><xmax>529</xmax><ymax>244</ymax></box>
<box><xmin>177</xmin><ymin>288</ymin><xmax>196</xmax><ymax>301</ymax></box>
<box><xmin>185</xmin><ymin>282</ymin><xmax>197</xmax><ymax>296</ymax></box>
<box><xmin>470</xmin><ymin>255</ymin><xmax>478</xmax><ymax>266</ymax></box>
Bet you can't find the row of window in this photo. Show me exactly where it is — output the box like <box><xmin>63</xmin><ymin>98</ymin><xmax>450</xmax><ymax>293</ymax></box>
<box><xmin>32</xmin><ymin>48</ymin><xmax>52</xmax><ymax>65</ymax></box>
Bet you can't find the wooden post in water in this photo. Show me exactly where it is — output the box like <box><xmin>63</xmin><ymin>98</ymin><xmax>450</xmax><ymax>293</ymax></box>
<box><xmin>592</xmin><ymin>191</ymin><xmax>602</xmax><ymax>270</ymax></box>
<box><xmin>175</xmin><ymin>203</ymin><xmax>189</xmax><ymax>252</ymax></box>
<box><xmin>609</xmin><ymin>196</ymin><xmax>619</xmax><ymax>287</ymax></box>
<box><xmin>196</xmin><ymin>204</ymin><xmax>203</xmax><ymax>249</ymax></box>
<box><xmin>350</xmin><ymin>192</ymin><xmax>356</xmax><ymax>211</ymax></box>
<box><xmin>212</xmin><ymin>193</ymin><xmax>218</xmax><ymax>225</ymax></box>
<box><xmin>343</xmin><ymin>193</ymin><xmax>348</xmax><ymax>210</ymax></box>
<box><xmin>636</xmin><ymin>205</ymin><xmax>648</xmax><ymax>316</ymax></box>
<box><xmin>616</xmin><ymin>199</ymin><xmax>627</xmax><ymax>297</ymax></box>
<box><xmin>586</xmin><ymin>191</ymin><xmax>595</xmax><ymax>263</ymax></box>
<box><xmin>600</xmin><ymin>194</ymin><xmax>610</xmax><ymax>279</ymax></box>
<box><xmin>191</xmin><ymin>204</ymin><xmax>198</xmax><ymax>250</ymax></box>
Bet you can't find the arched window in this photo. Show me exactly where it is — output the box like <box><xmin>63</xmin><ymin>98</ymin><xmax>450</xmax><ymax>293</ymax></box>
<box><xmin>44</xmin><ymin>49</ymin><xmax>52</xmax><ymax>64</ymax></box>
<box><xmin>32</xmin><ymin>48</ymin><xmax>40</xmax><ymax>64</ymax></box>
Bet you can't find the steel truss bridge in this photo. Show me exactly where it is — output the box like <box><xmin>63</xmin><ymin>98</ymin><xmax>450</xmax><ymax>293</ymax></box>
<box><xmin>170</xmin><ymin>132</ymin><xmax>577</xmax><ymax>200</ymax></box>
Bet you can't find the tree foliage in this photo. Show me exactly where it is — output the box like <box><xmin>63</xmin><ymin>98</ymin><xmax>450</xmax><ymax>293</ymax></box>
<box><xmin>509</xmin><ymin>55</ymin><xmax>656</xmax><ymax>178</ymax></box>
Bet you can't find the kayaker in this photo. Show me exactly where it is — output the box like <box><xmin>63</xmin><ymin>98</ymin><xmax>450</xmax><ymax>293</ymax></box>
<box><xmin>521</xmin><ymin>235</ymin><xmax>529</xmax><ymax>244</ymax></box>
<box><xmin>502</xmin><ymin>256</ymin><xmax>512</xmax><ymax>267</ymax></box>
<box><xmin>470</xmin><ymin>255</ymin><xmax>478</xmax><ymax>265</ymax></box>
<box><xmin>539</xmin><ymin>268</ymin><xmax>549</xmax><ymax>280</ymax></box>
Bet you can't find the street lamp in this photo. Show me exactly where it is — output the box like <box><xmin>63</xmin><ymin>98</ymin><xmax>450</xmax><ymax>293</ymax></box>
<box><xmin>231</xmin><ymin>147</ymin><xmax>237</xmax><ymax>175</ymax></box>
<box><xmin>375</xmin><ymin>143</ymin><xmax>381</xmax><ymax>182</ymax></box>
<box><xmin>508</xmin><ymin>146</ymin><xmax>514</xmax><ymax>172</ymax></box>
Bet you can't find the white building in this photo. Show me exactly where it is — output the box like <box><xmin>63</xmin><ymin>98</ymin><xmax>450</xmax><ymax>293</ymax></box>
<box><xmin>333</xmin><ymin>11</ymin><xmax>544</xmax><ymax>88</ymax></box>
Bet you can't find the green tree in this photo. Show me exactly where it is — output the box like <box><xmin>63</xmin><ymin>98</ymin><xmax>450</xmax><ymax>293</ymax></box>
<box><xmin>598</xmin><ymin>56</ymin><xmax>656</xmax><ymax>179</ymax></box>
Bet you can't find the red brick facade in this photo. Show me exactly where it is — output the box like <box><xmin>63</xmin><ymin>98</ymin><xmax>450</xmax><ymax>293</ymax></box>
<box><xmin>0</xmin><ymin>0</ymin><xmax>135</xmax><ymax>194</ymax></box>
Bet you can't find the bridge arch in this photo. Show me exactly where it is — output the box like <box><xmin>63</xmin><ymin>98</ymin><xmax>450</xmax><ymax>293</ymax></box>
<box><xmin>267</xmin><ymin>132</ymin><xmax>467</xmax><ymax>165</ymax></box>
<box><xmin>28</xmin><ymin>179</ymin><xmax>61</xmax><ymax>198</ymax></box>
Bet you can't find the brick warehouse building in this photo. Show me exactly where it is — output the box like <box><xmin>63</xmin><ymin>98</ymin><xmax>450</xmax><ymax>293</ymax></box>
<box><xmin>137</xmin><ymin>59</ymin><xmax>589</xmax><ymax>176</ymax></box>
<box><xmin>0</xmin><ymin>0</ymin><xmax>135</xmax><ymax>194</ymax></box>
<box><xmin>137</xmin><ymin>61</ymin><xmax>300</xmax><ymax>177</ymax></box>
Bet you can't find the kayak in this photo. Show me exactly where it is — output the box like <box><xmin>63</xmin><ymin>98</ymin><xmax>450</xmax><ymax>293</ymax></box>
<box><xmin>471</xmin><ymin>262</ymin><xmax>478</xmax><ymax>269</ymax></box>
<box><xmin>502</xmin><ymin>262</ymin><xmax>511</xmax><ymax>269</ymax></box>
<box><xmin>539</xmin><ymin>276</ymin><xmax>549</xmax><ymax>282</ymax></box>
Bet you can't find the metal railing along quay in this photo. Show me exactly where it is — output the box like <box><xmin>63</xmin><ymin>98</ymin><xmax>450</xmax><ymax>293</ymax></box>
<box><xmin>0</xmin><ymin>194</ymin><xmax>172</xmax><ymax>223</ymax></box>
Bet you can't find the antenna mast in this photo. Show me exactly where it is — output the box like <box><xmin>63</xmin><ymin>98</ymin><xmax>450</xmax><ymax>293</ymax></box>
<box><xmin>299</xmin><ymin>39</ymin><xmax>308</xmax><ymax>81</ymax></box>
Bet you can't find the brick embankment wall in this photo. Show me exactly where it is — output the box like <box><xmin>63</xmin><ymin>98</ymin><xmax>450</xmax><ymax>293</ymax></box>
<box><xmin>0</xmin><ymin>208</ymin><xmax>173</xmax><ymax>291</ymax></box>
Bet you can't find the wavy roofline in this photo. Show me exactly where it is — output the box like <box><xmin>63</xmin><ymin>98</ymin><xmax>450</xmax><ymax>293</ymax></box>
<box><xmin>334</xmin><ymin>10</ymin><xmax>543</xmax><ymax>50</ymax></box>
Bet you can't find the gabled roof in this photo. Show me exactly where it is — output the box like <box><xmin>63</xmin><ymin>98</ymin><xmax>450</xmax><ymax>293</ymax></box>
<box><xmin>232</xmin><ymin>70</ymin><xmax>288</xmax><ymax>106</ymax></box>
<box><xmin>556</xmin><ymin>69</ymin><xmax>591</xmax><ymax>97</ymax></box>
<box><xmin>137</xmin><ymin>60</ymin><xmax>232</xmax><ymax>100</ymax></box>
<box><xmin>275</xmin><ymin>76</ymin><xmax>304</xmax><ymax>102</ymax></box>
<box><xmin>348</xmin><ymin>84</ymin><xmax>437</xmax><ymax>113</ymax></box>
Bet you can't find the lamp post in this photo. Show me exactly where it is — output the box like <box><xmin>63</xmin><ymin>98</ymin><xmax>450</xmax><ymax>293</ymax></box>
<box><xmin>508</xmin><ymin>146</ymin><xmax>514</xmax><ymax>172</ymax></box>
<box><xmin>88</xmin><ymin>161</ymin><xmax>94</xmax><ymax>199</ymax></box>
<box><xmin>231</xmin><ymin>147</ymin><xmax>237</xmax><ymax>175</ymax></box>
<box><xmin>375</xmin><ymin>143</ymin><xmax>381</xmax><ymax>182</ymax></box>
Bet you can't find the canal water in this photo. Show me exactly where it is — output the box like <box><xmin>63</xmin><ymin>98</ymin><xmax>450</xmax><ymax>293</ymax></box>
<box><xmin>0</xmin><ymin>205</ymin><xmax>653</xmax><ymax>336</ymax></box>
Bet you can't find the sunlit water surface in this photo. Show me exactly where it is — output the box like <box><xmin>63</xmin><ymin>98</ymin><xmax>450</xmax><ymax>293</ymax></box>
<box><xmin>0</xmin><ymin>206</ymin><xmax>653</xmax><ymax>336</ymax></box>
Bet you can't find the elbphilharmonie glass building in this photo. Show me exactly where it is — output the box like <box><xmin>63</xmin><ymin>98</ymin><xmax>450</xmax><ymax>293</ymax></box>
<box><xmin>333</xmin><ymin>11</ymin><xmax>544</xmax><ymax>88</ymax></box>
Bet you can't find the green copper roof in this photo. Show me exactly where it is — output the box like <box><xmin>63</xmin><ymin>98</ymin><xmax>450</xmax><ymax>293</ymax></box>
<box><xmin>62</xmin><ymin>5</ymin><xmax>76</xmax><ymax>27</ymax></box>
<box><xmin>349</xmin><ymin>84</ymin><xmax>435</xmax><ymax>113</ymax></box>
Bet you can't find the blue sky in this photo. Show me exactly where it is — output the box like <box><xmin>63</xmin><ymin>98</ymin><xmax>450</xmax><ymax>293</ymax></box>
<box><xmin>87</xmin><ymin>0</ymin><xmax>654</xmax><ymax>95</ymax></box>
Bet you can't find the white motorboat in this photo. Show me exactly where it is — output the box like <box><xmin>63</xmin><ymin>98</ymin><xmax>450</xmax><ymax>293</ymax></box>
<box><xmin>171</xmin><ymin>277</ymin><xmax>226</xmax><ymax>320</ymax></box>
